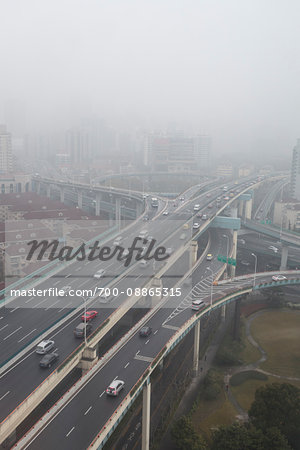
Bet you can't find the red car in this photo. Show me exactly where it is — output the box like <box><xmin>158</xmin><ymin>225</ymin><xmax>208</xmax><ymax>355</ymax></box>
<box><xmin>81</xmin><ymin>310</ymin><xmax>98</xmax><ymax>322</ymax></box>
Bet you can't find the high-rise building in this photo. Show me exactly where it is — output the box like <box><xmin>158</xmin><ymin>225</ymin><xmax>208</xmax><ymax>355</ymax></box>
<box><xmin>0</xmin><ymin>125</ymin><xmax>13</xmax><ymax>173</ymax></box>
<box><xmin>194</xmin><ymin>135</ymin><xmax>211</xmax><ymax>170</ymax></box>
<box><xmin>290</xmin><ymin>139</ymin><xmax>300</xmax><ymax>201</ymax></box>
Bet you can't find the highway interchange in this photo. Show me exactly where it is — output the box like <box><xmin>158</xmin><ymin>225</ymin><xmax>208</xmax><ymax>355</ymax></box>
<box><xmin>1</xmin><ymin>174</ymin><xmax>299</xmax><ymax>449</ymax></box>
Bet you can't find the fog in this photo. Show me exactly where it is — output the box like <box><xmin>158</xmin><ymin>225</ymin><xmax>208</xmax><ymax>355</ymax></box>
<box><xmin>1</xmin><ymin>0</ymin><xmax>300</xmax><ymax>155</ymax></box>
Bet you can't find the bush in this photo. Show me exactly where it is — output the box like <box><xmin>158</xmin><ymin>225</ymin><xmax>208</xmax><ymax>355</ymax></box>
<box><xmin>203</xmin><ymin>369</ymin><xmax>223</xmax><ymax>401</ymax></box>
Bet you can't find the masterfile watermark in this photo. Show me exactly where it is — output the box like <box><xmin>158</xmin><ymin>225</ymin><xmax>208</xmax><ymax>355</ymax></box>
<box><xmin>26</xmin><ymin>237</ymin><xmax>170</xmax><ymax>267</ymax></box>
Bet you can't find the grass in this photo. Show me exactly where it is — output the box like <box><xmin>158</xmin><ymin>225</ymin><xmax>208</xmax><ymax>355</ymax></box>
<box><xmin>239</xmin><ymin>320</ymin><xmax>261</xmax><ymax>364</ymax></box>
<box><xmin>191</xmin><ymin>391</ymin><xmax>236</xmax><ymax>441</ymax></box>
<box><xmin>250</xmin><ymin>310</ymin><xmax>300</xmax><ymax>377</ymax></box>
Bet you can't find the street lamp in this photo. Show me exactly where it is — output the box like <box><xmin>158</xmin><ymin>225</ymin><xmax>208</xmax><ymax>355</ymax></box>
<box><xmin>251</xmin><ymin>253</ymin><xmax>257</xmax><ymax>287</ymax></box>
<box><xmin>206</xmin><ymin>267</ymin><xmax>214</xmax><ymax>309</ymax></box>
<box><xmin>223</xmin><ymin>234</ymin><xmax>229</xmax><ymax>276</ymax></box>
<box><xmin>78</xmin><ymin>295</ymin><xmax>88</xmax><ymax>346</ymax></box>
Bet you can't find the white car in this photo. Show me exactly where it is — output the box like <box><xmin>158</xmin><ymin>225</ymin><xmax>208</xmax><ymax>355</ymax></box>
<box><xmin>163</xmin><ymin>211</ymin><xmax>169</xmax><ymax>216</ymax></box>
<box><xmin>106</xmin><ymin>379</ymin><xmax>125</xmax><ymax>396</ymax></box>
<box><xmin>36</xmin><ymin>339</ymin><xmax>55</xmax><ymax>355</ymax></box>
<box><xmin>94</xmin><ymin>269</ymin><xmax>105</xmax><ymax>279</ymax></box>
<box><xmin>268</xmin><ymin>245</ymin><xmax>278</xmax><ymax>253</ymax></box>
<box><xmin>272</xmin><ymin>275</ymin><xmax>287</xmax><ymax>281</ymax></box>
<box><xmin>166</xmin><ymin>247</ymin><xmax>174</xmax><ymax>255</ymax></box>
<box><xmin>193</xmin><ymin>222</ymin><xmax>200</xmax><ymax>229</ymax></box>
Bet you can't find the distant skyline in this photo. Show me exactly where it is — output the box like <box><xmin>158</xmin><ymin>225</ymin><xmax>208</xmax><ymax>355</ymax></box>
<box><xmin>1</xmin><ymin>0</ymin><xmax>299</xmax><ymax>157</ymax></box>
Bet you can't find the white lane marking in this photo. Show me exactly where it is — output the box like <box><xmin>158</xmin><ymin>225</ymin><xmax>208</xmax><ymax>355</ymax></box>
<box><xmin>84</xmin><ymin>406</ymin><xmax>92</xmax><ymax>415</ymax></box>
<box><xmin>134</xmin><ymin>274</ymin><xmax>142</xmax><ymax>281</ymax></box>
<box><xmin>0</xmin><ymin>390</ymin><xmax>10</xmax><ymax>401</ymax></box>
<box><xmin>99</xmin><ymin>391</ymin><xmax>105</xmax><ymax>398</ymax></box>
<box><xmin>33</xmin><ymin>298</ymin><xmax>48</xmax><ymax>308</ymax></box>
<box><xmin>0</xmin><ymin>317</ymin><xmax>3</xmax><ymax>320</ymax></box>
<box><xmin>124</xmin><ymin>362</ymin><xmax>130</xmax><ymax>369</ymax></box>
<box><xmin>75</xmin><ymin>266</ymin><xmax>81</xmax><ymax>272</ymax></box>
<box><xmin>18</xmin><ymin>329</ymin><xmax>37</xmax><ymax>343</ymax></box>
<box><xmin>0</xmin><ymin>324</ymin><xmax>8</xmax><ymax>332</ymax></box>
<box><xmin>45</xmin><ymin>300</ymin><xmax>60</xmax><ymax>311</ymax></box>
<box><xmin>154</xmin><ymin>330</ymin><xmax>158</xmax><ymax>334</ymax></box>
<box><xmin>136</xmin><ymin>350</ymin><xmax>140</xmax><ymax>355</ymax></box>
<box><xmin>66</xmin><ymin>426</ymin><xmax>75</xmax><ymax>437</ymax></box>
<box><xmin>113</xmin><ymin>375</ymin><xmax>118</xmax><ymax>380</ymax></box>
<box><xmin>145</xmin><ymin>339</ymin><xmax>149</xmax><ymax>345</ymax></box>
<box><xmin>25</xmin><ymin>297</ymin><xmax>34</xmax><ymax>304</ymax></box>
<box><xmin>3</xmin><ymin>326</ymin><xmax>22</xmax><ymax>341</ymax></box>
<box><xmin>65</xmin><ymin>274</ymin><xmax>71</xmax><ymax>278</ymax></box>
<box><xmin>9</xmin><ymin>306</ymin><xmax>20</xmax><ymax>313</ymax></box>
<box><xmin>53</xmin><ymin>280</ymin><xmax>60</xmax><ymax>286</ymax></box>
<box><xmin>84</xmin><ymin>261</ymin><xmax>89</xmax><ymax>266</ymax></box>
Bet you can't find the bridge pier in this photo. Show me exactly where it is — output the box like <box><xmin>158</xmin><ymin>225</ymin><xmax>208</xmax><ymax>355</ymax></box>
<box><xmin>115</xmin><ymin>197</ymin><xmax>121</xmax><ymax>231</ymax></box>
<box><xmin>189</xmin><ymin>241</ymin><xmax>198</xmax><ymax>269</ymax></box>
<box><xmin>233</xmin><ymin>298</ymin><xmax>241</xmax><ymax>340</ymax></box>
<box><xmin>46</xmin><ymin>184</ymin><xmax>51</xmax><ymax>198</ymax></box>
<box><xmin>59</xmin><ymin>187</ymin><xmax>65</xmax><ymax>203</ymax></box>
<box><xmin>238</xmin><ymin>200</ymin><xmax>244</xmax><ymax>217</ymax></box>
<box><xmin>193</xmin><ymin>320</ymin><xmax>201</xmax><ymax>376</ymax></box>
<box><xmin>142</xmin><ymin>377</ymin><xmax>151</xmax><ymax>450</ymax></box>
<box><xmin>229</xmin><ymin>230</ymin><xmax>238</xmax><ymax>278</ymax></box>
<box><xmin>280</xmin><ymin>245</ymin><xmax>289</xmax><ymax>271</ymax></box>
<box><xmin>244</xmin><ymin>198</ymin><xmax>253</xmax><ymax>220</ymax></box>
<box><xmin>221</xmin><ymin>304</ymin><xmax>226</xmax><ymax>321</ymax></box>
<box><xmin>78</xmin><ymin>190</ymin><xmax>83</xmax><ymax>209</ymax></box>
<box><xmin>78</xmin><ymin>347</ymin><xmax>98</xmax><ymax>375</ymax></box>
<box><xmin>95</xmin><ymin>192</ymin><xmax>102</xmax><ymax>216</ymax></box>
<box><xmin>136</xmin><ymin>202</ymin><xmax>143</xmax><ymax>218</ymax></box>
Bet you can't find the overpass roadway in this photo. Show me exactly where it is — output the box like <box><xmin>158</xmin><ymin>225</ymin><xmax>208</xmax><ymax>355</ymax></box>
<box><xmin>0</xmin><ymin>174</ymin><xmax>279</xmax><ymax>443</ymax></box>
<box><xmin>14</xmin><ymin>268</ymin><xmax>300</xmax><ymax>450</ymax></box>
<box><xmin>243</xmin><ymin>219</ymin><xmax>300</xmax><ymax>247</ymax></box>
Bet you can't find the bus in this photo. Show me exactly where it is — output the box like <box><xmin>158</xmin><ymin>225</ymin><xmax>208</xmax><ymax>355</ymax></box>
<box><xmin>151</xmin><ymin>197</ymin><xmax>158</xmax><ymax>207</ymax></box>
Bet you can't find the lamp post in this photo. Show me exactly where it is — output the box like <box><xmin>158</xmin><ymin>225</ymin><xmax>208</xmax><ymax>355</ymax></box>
<box><xmin>207</xmin><ymin>267</ymin><xmax>213</xmax><ymax>309</ymax></box>
<box><xmin>251</xmin><ymin>253</ymin><xmax>257</xmax><ymax>288</ymax></box>
<box><xmin>78</xmin><ymin>295</ymin><xmax>88</xmax><ymax>346</ymax></box>
<box><xmin>223</xmin><ymin>234</ymin><xmax>229</xmax><ymax>276</ymax></box>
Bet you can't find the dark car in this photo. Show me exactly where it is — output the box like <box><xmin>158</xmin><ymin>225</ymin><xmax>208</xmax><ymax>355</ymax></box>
<box><xmin>74</xmin><ymin>322</ymin><xmax>92</xmax><ymax>338</ymax></box>
<box><xmin>39</xmin><ymin>352</ymin><xmax>59</xmax><ymax>368</ymax></box>
<box><xmin>139</xmin><ymin>326</ymin><xmax>152</xmax><ymax>337</ymax></box>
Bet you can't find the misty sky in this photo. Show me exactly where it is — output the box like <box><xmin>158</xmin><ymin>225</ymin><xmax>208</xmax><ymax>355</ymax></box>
<box><xmin>1</xmin><ymin>0</ymin><xmax>300</xmax><ymax>155</ymax></box>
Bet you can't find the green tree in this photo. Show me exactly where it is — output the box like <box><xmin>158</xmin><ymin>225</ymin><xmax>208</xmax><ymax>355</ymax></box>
<box><xmin>211</xmin><ymin>423</ymin><xmax>291</xmax><ymax>450</ymax></box>
<box><xmin>249</xmin><ymin>383</ymin><xmax>300</xmax><ymax>449</ymax></box>
<box><xmin>171</xmin><ymin>416</ymin><xmax>207</xmax><ymax>450</ymax></box>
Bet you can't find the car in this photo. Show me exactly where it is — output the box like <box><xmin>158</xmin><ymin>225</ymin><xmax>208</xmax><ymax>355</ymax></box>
<box><xmin>193</xmin><ymin>222</ymin><xmax>200</xmax><ymax>229</ymax></box>
<box><xmin>39</xmin><ymin>352</ymin><xmax>59</xmax><ymax>368</ymax></box>
<box><xmin>113</xmin><ymin>236</ymin><xmax>123</xmax><ymax>246</ymax></box>
<box><xmin>139</xmin><ymin>259</ymin><xmax>149</xmax><ymax>268</ymax></box>
<box><xmin>163</xmin><ymin>210</ymin><xmax>169</xmax><ymax>216</ymax></box>
<box><xmin>179</xmin><ymin>196</ymin><xmax>185</xmax><ymax>201</ymax></box>
<box><xmin>173</xmin><ymin>202</ymin><xmax>177</xmax><ymax>207</ymax></box>
<box><xmin>268</xmin><ymin>245</ymin><xmax>278</xmax><ymax>253</ymax></box>
<box><xmin>241</xmin><ymin>260</ymin><xmax>250</xmax><ymax>266</ymax></box>
<box><xmin>191</xmin><ymin>299</ymin><xmax>205</xmax><ymax>311</ymax></box>
<box><xmin>206</xmin><ymin>193</ymin><xmax>211</xmax><ymax>197</ymax></box>
<box><xmin>106</xmin><ymin>379</ymin><xmax>125</xmax><ymax>396</ymax></box>
<box><xmin>36</xmin><ymin>339</ymin><xmax>55</xmax><ymax>355</ymax></box>
<box><xmin>59</xmin><ymin>285</ymin><xmax>71</xmax><ymax>296</ymax></box>
<box><xmin>193</xmin><ymin>204</ymin><xmax>201</xmax><ymax>211</ymax></box>
<box><xmin>143</xmin><ymin>215</ymin><xmax>149</xmax><ymax>221</ymax></box>
<box><xmin>139</xmin><ymin>326</ymin><xmax>152</xmax><ymax>337</ymax></box>
<box><xmin>147</xmin><ymin>235</ymin><xmax>154</xmax><ymax>242</ymax></box>
<box><xmin>207</xmin><ymin>204</ymin><xmax>213</xmax><ymax>208</ymax></box>
<box><xmin>196</xmin><ymin>212</ymin><xmax>203</xmax><ymax>218</ymax></box>
<box><xmin>74</xmin><ymin>322</ymin><xmax>92</xmax><ymax>338</ymax></box>
<box><xmin>238</xmin><ymin>239</ymin><xmax>246</xmax><ymax>245</ymax></box>
<box><xmin>183</xmin><ymin>223</ymin><xmax>189</xmax><ymax>229</ymax></box>
<box><xmin>180</xmin><ymin>233</ymin><xmax>186</xmax><ymax>240</ymax></box>
<box><xmin>99</xmin><ymin>294</ymin><xmax>114</xmax><ymax>304</ymax></box>
<box><xmin>94</xmin><ymin>269</ymin><xmax>105</xmax><ymax>279</ymax></box>
<box><xmin>206</xmin><ymin>253</ymin><xmax>213</xmax><ymax>261</ymax></box>
<box><xmin>166</xmin><ymin>247</ymin><xmax>174</xmax><ymax>255</ymax></box>
<box><xmin>81</xmin><ymin>310</ymin><xmax>98</xmax><ymax>321</ymax></box>
<box><xmin>139</xmin><ymin>230</ymin><xmax>149</xmax><ymax>239</ymax></box>
<box><xmin>202</xmin><ymin>214</ymin><xmax>208</xmax><ymax>220</ymax></box>
<box><xmin>272</xmin><ymin>275</ymin><xmax>287</xmax><ymax>281</ymax></box>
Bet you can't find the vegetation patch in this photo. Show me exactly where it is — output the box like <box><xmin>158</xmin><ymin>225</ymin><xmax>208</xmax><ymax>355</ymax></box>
<box><xmin>230</xmin><ymin>370</ymin><xmax>268</xmax><ymax>387</ymax></box>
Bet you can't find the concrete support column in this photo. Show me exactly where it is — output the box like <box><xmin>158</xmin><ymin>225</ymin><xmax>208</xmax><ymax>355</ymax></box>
<box><xmin>244</xmin><ymin>198</ymin><xmax>253</xmax><ymax>220</ymax></box>
<box><xmin>230</xmin><ymin>206</ymin><xmax>238</xmax><ymax>218</ymax></box>
<box><xmin>136</xmin><ymin>202</ymin><xmax>143</xmax><ymax>219</ymax></box>
<box><xmin>189</xmin><ymin>240</ymin><xmax>198</xmax><ymax>269</ymax></box>
<box><xmin>77</xmin><ymin>190</ymin><xmax>83</xmax><ymax>209</ymax></box>
<box><xmin>233</xmin><ymin>298</ymin><xmax>241</xmax><ymax>340</ymax></box>
<box><xmin>238</xmin><ymin>200</ymin><xmax>244</xmax><ymax>217</ymax></box>
<box><xmin>142</xmin><ymin>378</ymin><xmax>151</xmax><ymax>450</ymax></box>
<box><xmin>36</xmin><ymin>182</ymin><xmax>41</xmax><ymax>195</ymax></box>
<box><xmin>142</xmin><ymin>277</ymin><xmax>162</xmax><ymax>308</ymax></box>
<box><xmin>95</xmin><ymin>192</ymin><xmax>102</xmax><ymax>216</ymax></box>
<box><xmin>193</xmin><ymin>320</ymin><xmax>201</xmax><ymax>376</ymax></box>
<box><xmin>59</xmin><ymin>187</ymin><xmax>65</xmax><ymax>203</ymax></box>
<box><xmin>280</xmin><ymin>245</ymin><xmax>289</xmax><ymax>271</ymax></box>
<box><xmin>115</xmin><ymin>197</ymin><xmax>121</xmax><ymax>231</ymax></box>
<box><xmin>229</xmin><ymin>230</ymin><xmax>238</xmax><ymax>278</ymax></box>
<box><xmin>46</xmin><ymin>184</ymin><xmax>51</xmax><ymax>198</ymax></box>
<box><xmin>221</xmin><ymin>304</ymin><xmax>226</xmax><ymax>321</ymax></box>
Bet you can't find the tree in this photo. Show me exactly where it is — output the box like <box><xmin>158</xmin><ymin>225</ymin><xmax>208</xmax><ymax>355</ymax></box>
<box><xmin>249</xmin><ymin>383</ymin><xmax>300</xmax><ymax>449</ymax></box>
<box><xmin>171</xmin><ymin>416</ymin><xmax>207</xmax><ymax>450</ymax></box>
<box><xmin>211</xmin><ymin>423</ymin><xmax>292</xmax><ymax>450</ymax></box>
